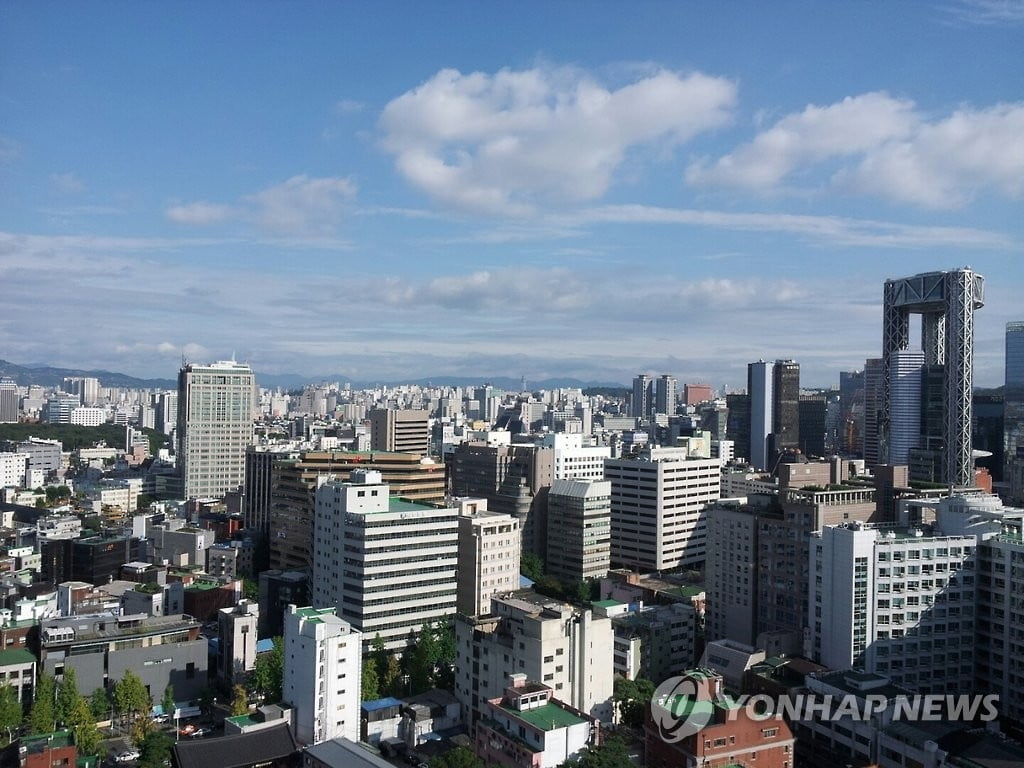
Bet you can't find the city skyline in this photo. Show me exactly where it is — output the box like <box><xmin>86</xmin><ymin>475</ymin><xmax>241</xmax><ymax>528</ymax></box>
<box><xmin>1</xmin><ymin>3</ymin><xmax>1022</xmax><ymax>390</ymax></box>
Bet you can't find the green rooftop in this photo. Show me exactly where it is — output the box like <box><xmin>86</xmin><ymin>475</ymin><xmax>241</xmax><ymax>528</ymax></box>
<box><xmin>672</xmin><ymin>585</ymin><xmax>705</xmax><ymax>598</ymax></box>
<box><xmin>0</xmin><ymin>648</ymin><xmax>37</xmax><ymax>666</ymax></box>
<box><xmin>592</xmin><ymin>599</ymin><xmax>623</xmax><ymax>609</ymax></box>
<box><xmin>502</xmin><ymin>702</ymin><xmax>586</xmax><ymax>731</ymax></box>
<box><xmin>387</xmin><ymin>497</ymin><xmax>436</xmax><ymax>513</ymax></box>
<box><xmin>294</xmin><ymin>606</ymin><xmax>335</xmax><ymax>624</ymax></box>
<box><xmin>226</xmin><ymin>714</ymin><xmax>259</xmax><ymax>727</ymax></box>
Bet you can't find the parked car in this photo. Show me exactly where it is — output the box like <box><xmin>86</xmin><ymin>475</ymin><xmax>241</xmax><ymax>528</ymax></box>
<box><xmin>114</xmin><ymin>749</ymin><xmax>141</xmax><ymax>763</ymax></box>
<box><xmin>189</xmin><ymin>727</ymin><xmax>210</xmax><ymax>738</ymax></box>
<box><xmin>151</xmin><ymin>713</ymin><xmax>169</xmax><ymax>724</ymax></box>
<box><xmin>178</xmin><ymin>723</ymin><xmax>197</xmax><ymax>736</ymax></box>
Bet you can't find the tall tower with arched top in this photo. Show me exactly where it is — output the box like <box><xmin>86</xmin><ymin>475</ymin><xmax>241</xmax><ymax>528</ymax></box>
<box><xmin>881</xmin><ymin>268</ymin><xmax>984</xmax><ymax>488</ymax></box>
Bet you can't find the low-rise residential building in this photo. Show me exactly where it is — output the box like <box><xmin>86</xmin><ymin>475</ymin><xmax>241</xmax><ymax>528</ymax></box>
<box><xmin>594</xmin><ymin>599</ymin><xmax>697</xmax><ymax>683</ymax></box>
<box><xmin>475</xmin><ymin>676</ymin><xmax>598</xmax><ymax>768</ymax></box>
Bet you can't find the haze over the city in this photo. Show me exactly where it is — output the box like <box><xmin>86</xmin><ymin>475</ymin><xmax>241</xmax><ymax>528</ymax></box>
<box><xmin>1</xmin><ymin>1</ymin><xmax>1021</xmax><ymax>389</ymax></box>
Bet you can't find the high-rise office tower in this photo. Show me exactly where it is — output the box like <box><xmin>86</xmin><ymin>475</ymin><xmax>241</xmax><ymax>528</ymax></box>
<box><xmin>888</xmin><ymin>350</ymin><xmax>925</xmax><ymax>465</ymax></box>
<box><xmin>546</xmin><ymin>478</ymin><xmax>612</xmax><ymax>582</ymax></box>
<box><xmin>798</xmin><ymin>394</ymin><xmax>827</xmax><ymax>458</ymax></box>
<box><xmin>747</xmin><ymin>361</ymin><xmax>773</xmax><ymax>470</ymax></box>
<box><xmin>631</xmin><ymin>374</ymin><xmax>652</xmax><ymax>420</ymax></box>
<box><xmin>605</xmin><ymin>447</ymin><xmax>721</xmax><ymax>572</ymax></box>
<box><xmin>771</xmin><ymin>359</ymin><xmax>800</xmax><ymax>456</ymax></box>
<box><xmin>313</xmin><ymin>470</ymin><xmax>457</xmax><ymax>652</ymax></box>
<box><xmin>156</xmin><ymin>391</ymin><xmax>177</xmax><ymax>435</ymax></box>
<box><xmin>0</xmin><ymin>377</ymin><xmax>17</xmax><ymax>423</ymax></box>
<box><xmin>725</xmin><ymin>393</ymin><xmax>750</xmax><ymax>463</ymax></box>
<box><xmin>1005</xmin><ymin>322</ymin><xmax>1024</xmax><ymax>501</ymax></box>
<box><xmin>176</xmin><ymin>359</ymin><xmax>255</xmax><ymax>500</ymax></box>
<box><xmin>881</xmin><ymin>268</ymin><xmax>984</xmax><ymax>487</ymax></box>
<box><xmin>368</xmin><ymin>408</ymin><xmax>429</xmax><ymax>455</ymax></box>
<box><xmin>62</xmin><ymin>376</ymin><xmax>99</xmax><ymax>406</ymax></box>
<box><xmin>655</xmin><ymin>374</ymin><xmax>677</xmax><ymax>416</ymax></box>
<box><xmin>863</xmin><ymin>358</ymin><xmax>883</xmax><ymax>466</ymax></box>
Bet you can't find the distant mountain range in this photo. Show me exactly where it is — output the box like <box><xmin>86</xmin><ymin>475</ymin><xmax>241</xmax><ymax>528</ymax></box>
<box><xmin>0</xmin><ymin>360</ymin><xmax>626</xmax><ymax>393</ymax></box>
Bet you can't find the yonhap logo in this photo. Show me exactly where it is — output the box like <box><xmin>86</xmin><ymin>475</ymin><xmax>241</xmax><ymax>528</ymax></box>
<box><xmin>650</xmin><ymin>676</ymin><xmax>715</xmax><ymax>742</ymax></box>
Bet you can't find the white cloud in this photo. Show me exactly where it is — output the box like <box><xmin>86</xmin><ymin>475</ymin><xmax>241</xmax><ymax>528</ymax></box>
<box><xmin>247</xmin><ymin>175</ymin><xmax>357</xmax><ymax>235</ymax></box>
<box><xmin>49</xmin><ymin>172</ymin><xmax>86</xmax><ymax>195</ymax></box>
<box><xmin>166</xmin><ymin>175</ymin><xmax>357</xmax><ymax>235</ymax></box>
<box><xmin>686</xmin><ymin>92</ymin><xmax>917</xmax><ymax>189</ymax></box>
<box><xmin>686</xmin><ymin>93</ymin><xmax>1024</xmax><ymax>208</ymax></box>
<box><xmin>564</xmin><ymin>204</ymin><xmax>1017</xmax><ymax>249</ymax></box>
<box><xmin>838</xmin><ymin>103</ymin><xmax>1024</xmax><ymax>207</ymax></box>
<box><xmin>166</xmin><ymin>201</ymin><xmax>235</xmax><ymax>225</ymax></box>
<box><xmin>945</xmin><ymin>0</ymin><xmax>1024</xmax><ymax>24</ymax></box>
<box><xmin>381</xmin><ymin>65</ymin><xmax>736</xmax><ymax>215</ymax></box>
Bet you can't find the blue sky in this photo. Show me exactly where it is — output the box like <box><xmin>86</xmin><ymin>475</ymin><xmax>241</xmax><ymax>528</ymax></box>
<box><xmin>1</xmin><ymin>1</ymin><xmax>1022</xmax><ymax>389</ymax></box>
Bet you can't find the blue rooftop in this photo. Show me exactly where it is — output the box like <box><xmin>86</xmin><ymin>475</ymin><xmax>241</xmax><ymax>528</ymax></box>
<box><xmin>256</xmin><ymin>638</ymin><xmax>275</xmax><ymax>653</ymax></box>
<box><xmin>362</xmin><ymin>697</ymin><xmax>403</xmax><ymax>712</ymax></box>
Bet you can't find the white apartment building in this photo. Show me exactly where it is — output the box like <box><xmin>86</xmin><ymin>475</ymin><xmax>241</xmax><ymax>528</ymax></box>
<box><xmin>69</xmin><ymin>406</ymin><xmax>106</xmax><ymax>426</ymax></box>
<box><xmin>454</xmin><ymin>593</ymin><xmax>614</xmax><ymax>732</ymax></box>
<box><xmin>810</xmin><ymin>521</ymin><xmax>978</xmax><ymax>694</ymax></box>
<box><xmin>454</xmin><ymin>498</ymin><xmax>521</xmax><ymax>616</ymax></box>
<box><xmin>176</xmin><ymin>359</ymin><xmax>255</xmax><ymax>500</ymax></box>
<box><xmin>0</xmin><ymin>453</ymin><xmax>29</xmax><ymax>489</ymax></box>
<box><xmin>283</xmin><ymin>605</ymin><xmax>362</xmax><ymax>746</ymax></box>
<box><xmin>605</xmin><ymin>447</ymin><xmax>721</xmax><ymax>572</ymax></box>
<box><xmin>313</xmin><ymin>470</ymin><xmax>458</xmax><ymax>652</ymax></box>
<box><xmin>539</xmin><ymin>433</ymin><xmax>610</xmax><ymax>481</ymax></box>
<box><xmin>545</xmin><ymin>479</ymin><xmax>611</xmax><ymax>582</ymax></box>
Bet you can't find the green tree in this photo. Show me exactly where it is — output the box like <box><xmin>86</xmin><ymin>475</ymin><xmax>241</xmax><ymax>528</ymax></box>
<box><xmin>428</xmin><ymin>746</ymin><xmax>485</xmax><ymax>768</ymax></box>
<box><xmin>28</xmin><ymin>673</ymin><xmax>55</xmax><ymax>734</ymax></box>
<box><xmin>613</xmin><ymin>676</ymin><xmax>654</xmax><ymax>728</ymax></box>
<box><xmin>55</xmin><ymin>667</ymin><xmax>79</xmax><ymax>728</ymax></box>
<box><xmin>114</xmin><ymin>669</ymin><xmax>151</xmax><ymax>726</ymax></box>
<box><xmin>89</xmin><ymin>688</ymin><xmax>111</xmax><ymax>721</ymax></box>
<box><xmin>138</xmin><ymin>730</ymin><xmax>173</xmax><ymax>768</ymax></box>
<box><xmin>251</xmin><ymin>636</ymin><xmax>284</xmax><ymax>703</ymax></box>
<box><xmin>407</xmin><ymin>623</ymin><xmax>438</xmax><ymax>694</ymax></box>
<box><xmin>361</xmin><ymin>655</ymin><xmax>381</xmax><ymax>701</ymax></box>
<box><xmin>373</xmin><ymin>634</ymin><xmax>400</xmax><ymax>697</ymax></box>
<box><xmin>561</xmin><ymin>735</ymin><xmax>631</xmax><ymax>768</ymax></box>
<box><xmin>161</xmin><ymin>685</ymin><xmax>175</xmax><ymax>718</ymax></box>
<box><xmin>230</xmin><ymin>684</ymin><xmax>249</xmax><ymax>716</ymax></box>
<box><xmin>68</xmin><ymin>694</ymin><xmax>101</xmax><ymax>756</ymax></box>
<box><xmin>520</xmin><ymin>552</ymin><xmax>544</xmax><ymax>581</ymax></box>
<box><xmin>384</xmin><ymin>653</ymin><xmax>402</xmax><ymax>697</ymax></box>
<box><xmin>0</xmin><ymin>683</ymin><xmax>21</xmax><ymax>745</ymax></box>
<box><xmin>242</xmin><ymin>577</ymin><xmax>259</xmax><ymax>601</ymax></box>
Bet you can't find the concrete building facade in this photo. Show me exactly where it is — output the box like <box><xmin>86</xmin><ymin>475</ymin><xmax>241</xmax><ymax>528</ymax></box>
<box><xmin>283</xmin><ymin>605</ymin><xmax>362</xmax><ymax>746</ymax></box>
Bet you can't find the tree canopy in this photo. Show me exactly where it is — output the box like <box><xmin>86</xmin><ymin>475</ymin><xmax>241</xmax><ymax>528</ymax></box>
<box><xmin>0</xmin><ymin>684</ymin><xmax>21</xmax><ymax>745</ymax></box>
<box><xmin>613</xmin><ymin>676</ymin><xmax>655</xmax><ymax>728</ymax></box>
<box><xmin>28</xmin><ymin>673</ymin><xmax>55</xmax><ymax>735</ymax></box>
<box><xmin>251</xmin><ymin>636</ymin><xmax>284</xmax><ymax>703</ymax></box>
